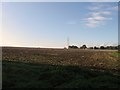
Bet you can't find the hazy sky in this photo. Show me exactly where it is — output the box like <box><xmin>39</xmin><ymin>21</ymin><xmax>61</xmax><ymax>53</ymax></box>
<box><xmin>2</xmin><ymin>2</ymin><xmax>118</xmax><ymax>48</ymax></box>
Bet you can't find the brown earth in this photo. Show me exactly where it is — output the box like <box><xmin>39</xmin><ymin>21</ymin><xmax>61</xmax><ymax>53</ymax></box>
<box><xmin>2</xmin><ymin>47</ymin><xmax>120</xmax><ymax>70</ymax></box>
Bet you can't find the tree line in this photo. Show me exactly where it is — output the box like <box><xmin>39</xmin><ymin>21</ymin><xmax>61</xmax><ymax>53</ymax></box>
<box><xmin>67</xmin><ymin>45</ymin><xmax>120</xmax><ymax>50</ymax></box>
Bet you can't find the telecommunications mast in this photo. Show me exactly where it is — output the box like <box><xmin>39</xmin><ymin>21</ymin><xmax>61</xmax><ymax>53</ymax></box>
<box><xmin>67</xmin><ymin>37</ymin><xmax>69</xmax><ymax>49</ymax></box>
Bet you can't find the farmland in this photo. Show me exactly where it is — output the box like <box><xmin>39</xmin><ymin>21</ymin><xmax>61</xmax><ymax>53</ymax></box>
<box><xmin>2</xmin><ymin>47</ymin><xmax>120</xmax><ymax>88</ymax></box>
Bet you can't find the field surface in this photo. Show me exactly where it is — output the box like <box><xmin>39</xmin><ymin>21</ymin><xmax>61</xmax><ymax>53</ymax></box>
<box><xmin>2</xmin><ymin>47</ymin><xmax>120</xmax><ymax>88</ymax></box>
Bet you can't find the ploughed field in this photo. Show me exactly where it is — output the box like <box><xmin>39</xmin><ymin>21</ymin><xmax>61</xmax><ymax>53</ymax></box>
<box><xmin>2</xmin><ymin>47</ymin><xmax>120</xmax><ymax>88</ymax></box>
<box><xmin>2</xmin><ymin>47</ymin><xmax>120</xmax><ymax>70</ymax></box>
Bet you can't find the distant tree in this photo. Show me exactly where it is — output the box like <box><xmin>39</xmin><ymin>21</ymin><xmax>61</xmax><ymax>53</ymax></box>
<box><xmin>118</xmin><ymin>45</ymin><xmax>120</xmax><ymax>52</ymax></box>
<box><xmin>118</xmin><ymin>45</ymin><xmax>120</xmax><ymax>51</ymax></box>
<box><xmin>114</xmin><ymin>46</ymin><xmax>118</xmax><ymax>50</ymax></box>
<box><xmin>105</xmin><ymin>46</ymin><xmax>118</xmax><ymax>50</ymax></box>
<box><xmin>106</xmin><ymin>46</ymin><xmax>112</xmax><ymax>49</ymax></box>
<box><xmin>94</xmin><ymin>46</ymin><xmax>99</xmax><ymax>49</ymax></box>
<box><xmin>80</xmin><ymin>45</ymin><xmax>87</xmax><ymax>49</ymax></box>
<box><xmin>69</xmin><ymin>45</ymin><xmax>78</xmax><ymax>49</ymax></box>
<box><xmin>89</xmin><ymin>47</ymin><xmax>93</xmax><ymax>49</ymax></box>
<box><xmin>100</xmin><ymin>46</ymin><xmax>105</xmax><ymax>49</ymax></box>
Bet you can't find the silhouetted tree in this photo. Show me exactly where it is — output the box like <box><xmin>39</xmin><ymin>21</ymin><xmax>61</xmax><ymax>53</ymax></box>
<box><xmin>89</xmin><ymin>47</ymin><xmax>93</xmax><ymax>49</ymax></box>
<box><xmin>106</xmin><ymin>46</ymin><xmax>112</xmax><ymax>49</ymax></box>
<box><xmin>114</xmin><ymin>46</ymin><xmax>118</xmax><ymax>50</ymax></box>
<box><xmin>100</xmin><ymin>46</ymin><xmax>105</xmax><ymax>49</ymax></box>
<box><xmin>118</xmin><ymin>45</ymin><xmax>120</xmax><ymax>52</ymax></box>
<box><xmin>94</xmin><ymin>46</ymin><xmax>99</xmax><ymax>49</ymax></box>
<box><xmin>80</xmin><ymin>45</ymin><xmax>87</xmax><ymax>49</ymax></box>
<box><xmin>69</xmin><ymin>45</ymin><xmax>78</xmax><ymax>49</ymax></box>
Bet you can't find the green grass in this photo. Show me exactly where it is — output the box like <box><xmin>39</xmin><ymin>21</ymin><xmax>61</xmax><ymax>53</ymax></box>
<box><xmin>112</xmin><ymin>52</ymin><xmax>120</xmax><ymax>57</ymax></box>
<box><xmin>3</xmin><ymin>60</ymin><xmax>120</xmax><ymax>88</ymax></box>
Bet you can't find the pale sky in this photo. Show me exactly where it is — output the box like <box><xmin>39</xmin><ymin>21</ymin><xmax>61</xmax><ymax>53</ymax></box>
<box><xmin>1</xmin><ymin>2</ymin><xmax>118</xmax><ymax>48</ymax></box>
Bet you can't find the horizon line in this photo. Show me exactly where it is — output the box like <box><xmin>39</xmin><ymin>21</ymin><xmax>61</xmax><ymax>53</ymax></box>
<box><xmin>0</xmin><ymin>44</ymin><xmax>119</xmax><ymax>48</ymax></box>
